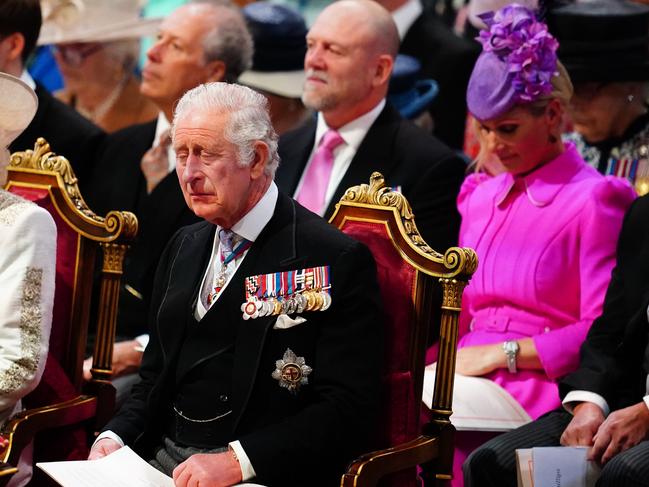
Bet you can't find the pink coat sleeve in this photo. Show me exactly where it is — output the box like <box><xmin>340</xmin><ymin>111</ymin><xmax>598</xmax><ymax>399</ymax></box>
<box><xmin>533</xmin><ymin>177</ymin><xmax>636</xmax><ymax>379</ymax></box>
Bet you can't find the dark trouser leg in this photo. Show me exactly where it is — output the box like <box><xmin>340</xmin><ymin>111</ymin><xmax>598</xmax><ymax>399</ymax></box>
<box><xmin>463</xmin><ymin>409</ymin><xmax>571</xmax><ymax>487</ymax></box>
<box><xmin>597</xmin><ymin>440</ymin><xmax>649</xmax><ymax>487</ymax></box>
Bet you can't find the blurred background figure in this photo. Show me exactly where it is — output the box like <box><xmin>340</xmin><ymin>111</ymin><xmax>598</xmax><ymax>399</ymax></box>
<box><xmin>39</xmin><ymin>0</ymin><xmax>160</xmax><ymax>132</ymax></box>
<box><xmin>0</xmin><ymin>72</ymin><xmax>56</xmax><ymax>487</ymax></box>
<box><xmin>374</xmin><ymin>0</ymin><xmax>480</xmax><ymax>150</ymax></box>
<box><xmin>387</xmin><ymin>54</ymin><xmax>438</xmax><ymax>132</ymax></box>
<box><xmin>548</xmin><ymin>0</ymin><xmax>649</xmax><ymax>195</ymax></box>
<box><xmin>239</xmin><ymin>2</ymin><xmax>311</xmax><ymax>135</ymax></box>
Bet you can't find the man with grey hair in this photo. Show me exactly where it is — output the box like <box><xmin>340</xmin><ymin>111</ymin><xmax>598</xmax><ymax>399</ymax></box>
<box><xmin>83</xmin><ymin>1</ymin><xmax>253</xmax><ymax>403</ymax></box>
<box><xmin>277</xmin><ymin>0</ymin><xmax>465</xmax><ymax>255</ymax></box>
<box><xmin>89</xmin><ymin>82</ymin><xmax>383</xmax><ymax>487</ymax></box>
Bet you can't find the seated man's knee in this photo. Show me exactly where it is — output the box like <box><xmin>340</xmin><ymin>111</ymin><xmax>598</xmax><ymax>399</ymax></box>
<box><xmin>598</xmin><ymin>446</ymin><xmax>649</xmax><ymax>486</ymax></box>
<box><xmin>463</xmin><ymin>439</ymin><xmax>516</xmax><ymax>487</ymax></box>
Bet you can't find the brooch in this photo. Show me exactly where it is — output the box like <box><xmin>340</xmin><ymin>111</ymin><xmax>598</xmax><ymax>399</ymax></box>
<box><xmin>271</xmin><ymin>348</ymin><xmax>312</xmax><ymax>394</ymax></box>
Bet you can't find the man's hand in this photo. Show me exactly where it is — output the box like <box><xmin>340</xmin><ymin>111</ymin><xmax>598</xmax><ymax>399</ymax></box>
<box><xmin>173</xmin><ymin>450</ymin><xmax>242</xmax><ymax>487</ymax></box>
<box><xmin>83</xmin><ymin>341</ymin><xmax>143</xmax><ymax>381</ymax></box>
<box><xmin>560</xmin><ymin>401</ymin><xmax>605</xmax><ymax>447</ymax></box>
<box><xmin>589</xmin><ymin>402</ymin><xmax>649</xmax><ymax>465</ymax></box>
<box><xmin>88</xmin><ymin>438</ymin><xmax>122</xmax><ymax>460</ymax></box>
<box><xmin>455</xmin><ymin>343</ymin><xmax>504</xmax><ymax>376</ymax></box>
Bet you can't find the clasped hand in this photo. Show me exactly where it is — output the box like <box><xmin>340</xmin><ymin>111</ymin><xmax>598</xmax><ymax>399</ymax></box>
<box><xmin>89</xmin><ymin>440</ymin><xmax>243</xmax><ymax>486</ymax></box>
<box><xmin>561</xmin><ymin>401</ymin><xmax>649</xmax><ymax>465</ymax></box>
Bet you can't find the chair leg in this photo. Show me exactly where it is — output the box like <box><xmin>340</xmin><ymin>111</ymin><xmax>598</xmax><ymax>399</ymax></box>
<box><xmin>420</xmin><ymin>423</ymin><xmax>455</xmax><ymax>487</ymax></box>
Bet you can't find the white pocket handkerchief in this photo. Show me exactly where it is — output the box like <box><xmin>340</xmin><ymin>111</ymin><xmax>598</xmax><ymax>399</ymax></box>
<box><xmin>273</xmin><ymin>314</ymin><xmax>307</xmax><ymax>330</ymax></box>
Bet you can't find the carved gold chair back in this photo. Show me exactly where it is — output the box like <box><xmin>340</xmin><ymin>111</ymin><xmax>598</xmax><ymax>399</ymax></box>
<box><xmin>0</xmin><ymin>138</ymin><xmax>137</xmax><ymax>482</ymax></box>
<box><xmin>329</xmin><ymin>172</ymin><xmax>477</xmax><ymax>487</ymax></box>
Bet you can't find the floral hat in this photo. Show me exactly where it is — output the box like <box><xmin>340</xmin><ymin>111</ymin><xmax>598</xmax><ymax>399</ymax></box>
<box><xmin>466</xmin><ymin>3</ymin><xmax>559</xmax><ymax>120</ymax></box>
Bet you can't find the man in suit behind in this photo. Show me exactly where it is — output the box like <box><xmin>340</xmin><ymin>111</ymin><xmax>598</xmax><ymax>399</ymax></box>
<box><xmin>463</xmin><ymin>194</ymin><xmax>649</xmax><ymax>486</ymax></box>
<box><xmin>276</xmin><ymin>0</ymin><xmax>465</xmax><ymax>254</ymax></box>
<box><xmin>83</xmin><ymin>0</ymin><xmax>253</xmax><ymax>396</ymax></box>
<box><xmin>0</xmin><ymin>0</ymin><xmax>104</xmax><ymax>184</ymax></box>
<box><xmin>380</xmin><ymin>0</ymin><xmax>480</xmax><ymax>150</ymax></box>
<box><xmin>88</xmin><ymin>82</ymin><xmax>384</xmax><ymax>487</ymax></box>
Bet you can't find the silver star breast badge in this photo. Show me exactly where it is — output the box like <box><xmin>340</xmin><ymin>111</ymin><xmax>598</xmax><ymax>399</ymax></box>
<box><xmin>272</xmin><ymin>348</ymin><xmax>312</xmax><ymax>394</ymax></box>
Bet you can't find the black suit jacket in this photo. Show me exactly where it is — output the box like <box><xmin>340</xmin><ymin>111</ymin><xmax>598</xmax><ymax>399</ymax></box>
<box><xmin>400</xmin><ymin>11</ymin><xmax>480</xmax><ymax>150</ymax></box>
<box><xmin>10</xmin><ymin>84</ymin><xmax>104</xmax><ymax>186</ymax></box>
<box><xmin>105</xmin><ymin>193</ymin><xmax>384</xmax><ymax>486</ymax></box>
<box><xmin>86</xmin><ymin>120</ymin><xmax>199</xmax><ymax>339</ymax></box>
<box><xmin>277</xmin><ymin>104</ymin><xmax>465</xmax><ymax>253</ymax></box>
<box><xmin>560</xmin><ymin>195</ymin><xmax>649</xmax><ymax>411</ymax></box>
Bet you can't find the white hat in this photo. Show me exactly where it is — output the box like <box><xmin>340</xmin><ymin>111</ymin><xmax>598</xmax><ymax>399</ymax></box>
<box><xmin>0</xmin><ymin>73</ymin><xmax>38</xmax><ymax>151</ymax></box>
<box><xmin>38</xmin><ymin>0</ymin><xmax>161</xmax><ymax>45</ymax></box>
<box><xmin>238</xmin><ymin>70</ymin><xmax>306</xmax><ymax>99</ymax></box>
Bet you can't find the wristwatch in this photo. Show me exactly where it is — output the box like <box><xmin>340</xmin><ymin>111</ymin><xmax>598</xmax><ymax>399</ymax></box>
<box><xmin>503</xmin><ymin>340</ymin><xmax>520</xmax><ymax>373</ymax></box>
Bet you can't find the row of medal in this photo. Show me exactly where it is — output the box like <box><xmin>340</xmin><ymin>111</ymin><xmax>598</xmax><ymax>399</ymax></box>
<box><xmin>241</xmin><ymin>266</ymin><xmax>332</xmax><ymax>320</ymax></box>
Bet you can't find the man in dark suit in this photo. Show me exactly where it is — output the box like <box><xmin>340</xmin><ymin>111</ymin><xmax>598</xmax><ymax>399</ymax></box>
<box><xmin>463</xmin><ymin>194</ymin><xmax>649</xmax><ymax>486</ymax></box>
<box><xmin>374</xmin><ymin>0</ymin><xmax>480</xmax><ymax>150</ymax></box>
<box><xmin>277</xmin><ymin>0</ymin><xmax>465</xmax><ymax>254</ymax></box>
<box><xmin>89</xmin><ymin>82</ymin><xmax>383</xmax><ymax>487</ymax></box>
<box><xmin>83</xmin><ymin>1</ymin><xmax>254</xmax><ymax>390</ymax></box>
<box><xmin>1</xmin><ymin>0</ymin><xmax>104</xmax><ymax>184</ymax></box>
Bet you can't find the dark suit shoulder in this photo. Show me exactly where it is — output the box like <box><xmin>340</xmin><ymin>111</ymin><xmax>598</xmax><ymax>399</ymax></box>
<box><xmin>11</xmin><ymin>85</ymin><xmax>104</xmax><ymax>184</ymax></box>
<box><xmin>99</xmin><ymin>120</ymin><xmax>157</xmax><ymax>158</ymax></box>
<box><xmin>36</xmin><ymin>86</ymin><xmax>103</xmax><ymax>139</ymax></box>
<box><xmin>293</xmin><ymin>200</ymin><xmax>364</xmax><ymax>251</ymax></box>
<box><xmin>394</xmin><ymin>116</ymin><xmax>459</xmax><ymax>159</ymax></box>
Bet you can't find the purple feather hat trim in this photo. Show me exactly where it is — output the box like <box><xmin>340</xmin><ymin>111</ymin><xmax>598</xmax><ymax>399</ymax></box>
<box><xmin>467</xmin><ymin>4</ymin><xmax>559</xmax><ymax>120</ymax></box>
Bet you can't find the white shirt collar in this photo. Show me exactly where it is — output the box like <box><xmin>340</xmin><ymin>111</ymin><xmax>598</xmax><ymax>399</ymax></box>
<box><xmin>154</xmin><ymin>111</ymin><xmax>171</xmax><ymax>146</ymax></box>
<box><xmin>314</xmin><ymin>99</ymin><xmax>386</xmax><ymax>153</ymax></box>
<box><xmin>152</xmin><ymin>112</ymin><xmax>176</xmax><ymax>172</ymax></box>
<box><xmin>229</xmin><ymin>181</ymin><xmax>278</xmax><ymax>242</ymax></box>
<box><xmin>391</xmin><ymin>0</ymin><xmax>423</xmax><ymax>40</ymax></box>
<box><xmin>20</xmin><ymin>70</ymin><xmax>36</xmax><ymax>90</ymax></box>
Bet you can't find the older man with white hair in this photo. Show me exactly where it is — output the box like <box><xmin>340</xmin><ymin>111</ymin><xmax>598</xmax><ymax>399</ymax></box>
<box><xmin>83</xmin><ymin>0</ymin><xmax>254</xmax><ymax>402</ymax></box>
<box><xmin>89</xmin><ymin>82</ymin><xmax>384</xmax><ymax>487</ymax></box>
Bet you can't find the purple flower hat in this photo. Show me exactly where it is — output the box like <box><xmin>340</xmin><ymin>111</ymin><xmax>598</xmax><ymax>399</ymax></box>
<box><xmin>466</xmin><ymin>4</ymin><xmax>559</xmax><ymax>121</ymax></box>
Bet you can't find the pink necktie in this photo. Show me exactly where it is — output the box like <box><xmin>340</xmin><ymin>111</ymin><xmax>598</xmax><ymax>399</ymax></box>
<box><xmin>296</xmin><ymin>129</ymin><xmax>344</xmax><ymax>214</ymax></box>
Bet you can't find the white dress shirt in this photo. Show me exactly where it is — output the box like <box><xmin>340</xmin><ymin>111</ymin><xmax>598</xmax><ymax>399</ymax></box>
<box><xmin>391</xmin><ymin>0</ymin><xmax>423</xmax><ymax>40</ymax></box>
<box><xmin>20</xmin><ymin>71</ymin><xmax>36</xmax><ymax>90</ymax></box>
<box><xmin>96</xmin><ymin>183</ymin><xmax>280</xmax><ymax>482</ymax></box>
<box><xmin>195</xmin><ymin>182</ymin><xmax>279</xmax><ymax>320</ymax></box>
<box><xmin>152</xmin><ymin>112</ymin><xmax>176</xmax><ymax>173</ymax></box>
<box><xmin>293</xmin><ymin>99</ymin><xmax>385</xmax><ymax>216</ymax></box>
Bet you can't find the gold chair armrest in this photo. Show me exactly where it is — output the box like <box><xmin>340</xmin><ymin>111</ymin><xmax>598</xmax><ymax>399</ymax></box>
<box><xmin>340</xmin><ymin>435</ymin><xmax>440</xmax><ymax>487</ymax></box>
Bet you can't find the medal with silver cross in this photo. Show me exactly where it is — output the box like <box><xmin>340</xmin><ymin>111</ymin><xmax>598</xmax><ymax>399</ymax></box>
<box><xmin>272</xmin><ymin>348</ymin><xmax>312</xmax><ymax>394</ymax></box>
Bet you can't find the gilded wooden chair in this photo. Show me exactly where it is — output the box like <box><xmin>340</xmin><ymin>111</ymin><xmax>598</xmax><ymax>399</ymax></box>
<box><xmin>0</xmin><ymin>138</ymin><xmax>137</xmax><ymax>484</ymax></box>
<box><xmin>329</xmin><ymin>172</ymin><xmax>477</xmax><ymax>487</ymax></box>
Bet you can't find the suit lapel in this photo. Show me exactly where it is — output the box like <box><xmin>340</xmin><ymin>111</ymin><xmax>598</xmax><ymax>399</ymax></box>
<box><xmin>231</xmin><ymin>193</ymin><xmax>305</xmax><ymax>430</ymax></box>
<box><xmin>156</xmin><ymin>222</ymin><xmax>215</xmax><ymax>358</ymax></box>
<box><xmin>276</xmin><ymin>117</ymin><xmax>317</xmax><ymax>195</ymax></box>
<box><xmin>324</xmin><ymin>104</ymin><xmax>403</xmax><ymax>218</ymax></box>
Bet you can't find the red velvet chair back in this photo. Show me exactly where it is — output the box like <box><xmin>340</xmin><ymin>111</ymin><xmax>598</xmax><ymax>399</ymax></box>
<box><xmin>330</xmin><ymin>173</ymin><xmax>477</xmax><ymax>487</ymax></box>
<box><xmin>0</xmin><ymin>138</ymin><xmax>137</xmax><ymax>482</ymax></box>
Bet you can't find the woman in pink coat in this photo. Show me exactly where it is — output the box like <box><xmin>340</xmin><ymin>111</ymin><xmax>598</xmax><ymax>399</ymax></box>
<box><xmin>441</xmin><ymin>5</ymin><xmax>637</xmax><ymax>486</ymax></box>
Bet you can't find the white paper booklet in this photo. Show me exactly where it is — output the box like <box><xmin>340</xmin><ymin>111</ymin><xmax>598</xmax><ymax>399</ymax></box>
<box><xmin>37</xmin><ymin>446</ymin><xmax>266</xmax><ymax>487</ymax></box>
<box><xmin>423</xmin><ymin>363</ymin><xmax>532</xmax><ymax>431</ymax></box>
<box><xmin>37</xmin><ymin>446</ymin><xmax>174</xmax><ymax>487</ymax></box>
<box><xmin>516</xmin><ymin>447</ymin><xmax>601</xmax><ymax>487</ymax></box>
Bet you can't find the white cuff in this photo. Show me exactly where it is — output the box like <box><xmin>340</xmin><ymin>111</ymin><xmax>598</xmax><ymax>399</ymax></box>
<box><xmin>134</xmin><ymin>334</ymin><xmax>150</xmax><ymax>351</ymax></box>
<box><xmin>562</xmin><ymin>391</ymin><xmax>610</xmax><ymax>416</ymax></box>
<box><xmin>93</xmin><ymin>430</ymin><xmax>125</xmax><ymax>448</ymax></box>
<box><xmin>229</xmin><ymin>440</ymin><xmax>256</xmax><ymax>481</ymax></box>
<box><xmin>643</xmin><ymin>395</ymin><xmax>649</xmax><ymax>412</ymax></box>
